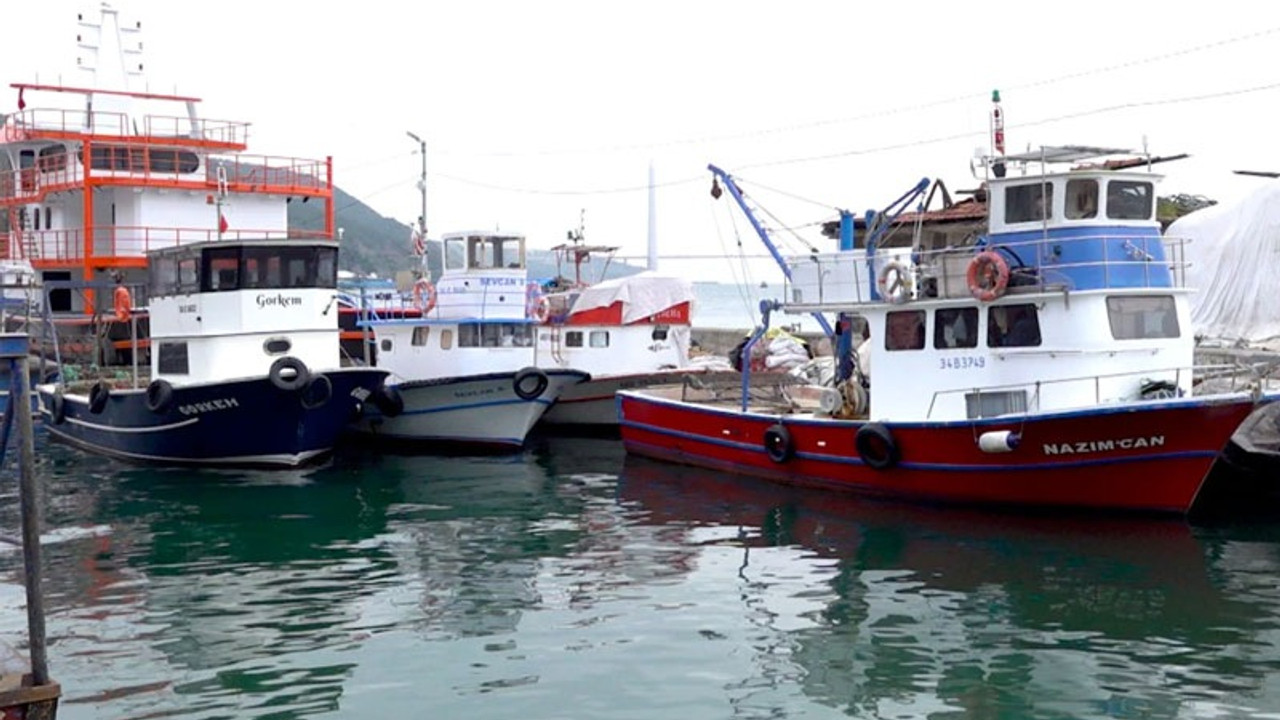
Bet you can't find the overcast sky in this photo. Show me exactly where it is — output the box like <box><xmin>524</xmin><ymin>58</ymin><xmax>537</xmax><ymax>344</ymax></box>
<box><xmin>6</xmin><ymin>1</ymin><xmax>1279</xmax><ymax>283</ymax></box>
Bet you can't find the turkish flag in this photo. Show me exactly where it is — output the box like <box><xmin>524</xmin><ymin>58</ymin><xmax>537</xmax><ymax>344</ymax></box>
<box><xmin>16</xmin><ymin>88</ymin><xmax>24</xmax><ymax>111</ymax></box>
<box><xmin>218</xmin><ymin>212</ymin><xmax>228</xmax><ymax>234</ymax></box>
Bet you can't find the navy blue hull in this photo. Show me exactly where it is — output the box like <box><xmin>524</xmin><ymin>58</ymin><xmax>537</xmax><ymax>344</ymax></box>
<box><xmin>37</xmin><ymin>368</ymin><xmax>387</xmax><ymax>467</ymax></box>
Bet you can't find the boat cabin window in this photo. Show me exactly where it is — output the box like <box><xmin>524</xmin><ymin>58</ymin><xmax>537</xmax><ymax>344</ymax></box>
<box><xmin>412</xmin><ymin>326</ymin><xmax>430</xmax><ymax>347</ymax></box>
<box><xmin>440</xmin><ymin>329</ymin><xmax>453</xmax><ymax>350</ymax></box>
<box><xmin>1106</xmin><ymin>181</ymin><xmax>1153</xmax><ymax>220</ymax></box>
<box><xmin>1106</xmin><ymin>295</ymin><xmax>1178</xmax><ymax>339</ymax></box>
<box><xmin>156</xmin><ymin>342</ymin><xmax>189</xmax><ymax>375</ymax></box>
<box><xmin>1004</xmin><ymin>183</ymin><xmax>1053</xmax><ymax>224</ymax></box>
<box><xmin>934</xmin><ymin>307</ymin><xmax>978</xmax><ymax>349</ymax></box>
<box><xmin>566</xmin><ymin>331</ymin><xmax>584</xmax><ymax>348</ymax></box>
<box><xmin>885</xmin><ymin>310</ymin><xmax>925</xmax><ymax>351</ymax></box>
<box><xmin>204</xmin><ymin>247</ymin><xmax>240</xmax><ymax>291</ymax></box>
<box><xmin>988</xmin><ymin>304</ymin><xmax>1041</xmax><ymax>347</ymax></box>
<box><xmin>966</xmin><ymin>390</ymin><xmax>1028</xmax><ymax>419</ymax></box>
<box><xmin>87</xmin><ymin>144</ymin><xmax>199</xmax><ymax>173</ymax></box>
<box><xmin>652</xmin><ymin>325</ymin><xmax>669</xmax><ymax>341</ymax></box>
<box><xmin>1065</xmin><ymin>179</ymin><xmax>1099</xmax><ymax>219</ymax></box>
<box><xmin>459</xmin><ymin>323</ymin><xmax>533</xmax><ymax>348</ymax></box>
<box><xmin>590</xmin><ymin>331</ymin><xmax>610</xmax><ymax>348</ymax></box>
<box><xmin>38</xmin><ymin>145</ymin><xmax>67</xmax><ymax>173</ymax></box>
<box><xmin>444</xmin><ymin>238</ymin><xmax>467</xmax><ymax>271</ymax></box>
<box><xmin>380</xmin><ymin>338</ymin><xmax>393</xmax><ymax>353</ymax></box>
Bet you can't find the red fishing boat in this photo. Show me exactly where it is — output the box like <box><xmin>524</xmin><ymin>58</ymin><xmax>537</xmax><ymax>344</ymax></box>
<box><xmin>618</xmin><ymin>138</ymin><xmax>1274</xmax><ymax>515</ymax></box>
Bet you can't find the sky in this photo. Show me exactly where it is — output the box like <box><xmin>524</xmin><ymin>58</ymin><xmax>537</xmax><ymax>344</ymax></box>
<box><xmin>4</xmin><ymin>1</ymin><xmax>1279</xmax><ymax>285</ymax></box>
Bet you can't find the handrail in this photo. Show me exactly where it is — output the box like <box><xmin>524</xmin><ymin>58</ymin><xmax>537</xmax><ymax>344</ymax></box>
<box><xmin>923</xmin><ymin>362</ymin><xmax>1268</xmax><ymax>419</ymax></box>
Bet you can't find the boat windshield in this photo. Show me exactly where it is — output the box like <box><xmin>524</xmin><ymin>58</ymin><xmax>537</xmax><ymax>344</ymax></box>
<box><xmin>149</xmin><ymin>244</ymin><xmax>338</xmax><ymax>297</ymax></box>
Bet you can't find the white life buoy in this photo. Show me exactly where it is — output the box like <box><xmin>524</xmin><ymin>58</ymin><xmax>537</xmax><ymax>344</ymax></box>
<box><xmin>877</xmin><ymin>260</ymin><xmax>913</xmax><ymax>305</ymax></box>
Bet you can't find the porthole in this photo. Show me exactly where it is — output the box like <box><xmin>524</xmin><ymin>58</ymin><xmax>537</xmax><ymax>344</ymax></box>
<box><xmin>263</xmin><ymin>337</ymin><xmax>292</xmax><ymax>355</ymax></box>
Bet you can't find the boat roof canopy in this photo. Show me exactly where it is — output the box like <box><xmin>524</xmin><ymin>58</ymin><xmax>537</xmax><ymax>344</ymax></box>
<box><xmin>997</xmin><ymin>145</ymin><xmax>1135</xmax><ymax>164</ymax></box>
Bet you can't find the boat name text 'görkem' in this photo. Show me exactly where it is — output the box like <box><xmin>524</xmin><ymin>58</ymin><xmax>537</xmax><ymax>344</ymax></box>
<box><xmin>1042</xmin><ymin>436</ymin><xmax>1165</xmax><ymax>455</ymax></box>
<box><xmin>256</xmin><ymin>293</ymin><xmax>302</xmax><ymax>308</ymax></box>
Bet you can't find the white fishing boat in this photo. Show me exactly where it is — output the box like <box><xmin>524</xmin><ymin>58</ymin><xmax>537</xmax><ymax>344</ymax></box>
<box><xmin>348</xmin><ymin>231</ymin><xmax>589</xmax><ymax>450</ymax></box>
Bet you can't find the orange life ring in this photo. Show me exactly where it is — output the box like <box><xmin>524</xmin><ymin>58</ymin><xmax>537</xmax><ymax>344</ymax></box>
<box><xmin>412</xmin><ymin>279</ymin><xmax>437</xmax><ymax>314</ymax></box>
<box><xmin>532</xmin><ymin>296</ymin><xmax>551</xmax><ymax>324</ymax></box>
<box><xmin>113</xmin><ymin>284</ymin><xmax>132</xmax><ymax>322</ymax></box>
<box><xmin>966</xmin><ymin>251</ymin><xmax>1010</xmax><ymax>302</ymax></box>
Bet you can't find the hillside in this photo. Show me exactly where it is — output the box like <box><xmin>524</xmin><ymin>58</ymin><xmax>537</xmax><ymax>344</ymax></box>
<box><xmin>288</xmin><ymin>186</ymin><xmax>644</xmax><ymax>283</ymax></box>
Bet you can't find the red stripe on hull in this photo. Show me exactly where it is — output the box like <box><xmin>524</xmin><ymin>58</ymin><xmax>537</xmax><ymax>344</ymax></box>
<box><xmin>618</xmin><ymin>393</ymin><xmax>1259</xmax><ymax>514</ymax></box>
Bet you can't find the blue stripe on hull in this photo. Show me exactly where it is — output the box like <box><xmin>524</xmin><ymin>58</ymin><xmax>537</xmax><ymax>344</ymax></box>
<box><xmin>38</xmin><ymin>369</ymin><xmax>387</xmax><ymax>468</ymax></box>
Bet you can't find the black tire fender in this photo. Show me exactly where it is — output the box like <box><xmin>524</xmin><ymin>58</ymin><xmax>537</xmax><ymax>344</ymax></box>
<box><xmin>50</xmin><ymin>390</ymin><xmax>66</xmax><ymax>425</ymax></box>
<box><xmin>371</xmin><ymin>383</ymin><xmax>404</xmax><ymax>418</ymax></box>
<box><xmin>300</xmin><ymin>374</ymin><xmax>333</xmax><ymax>410</ymax></box>
<box><xmin>513</xmin><ymin>367</ymin><xmax>549</xmax><ymax>401</ymax></box>
<box><xmin>763</xmin><ymin>423</ymin><xmax>795</xmax><ymax>463</ymax></box>
<box><xmin>856</xmin><ymin>422</ymin><xmax>899</xmax><ymax>470</ymax></box>
<box><xmin>269</xmin><ymin>356</ymin><xmax>310</xmax><ymax>393</ymax></box>
<box><xmin>88</xmin><ymin>380</ymin><xmax>110</xmax><ymax>415</ymax></box>
<box><xmin>146</xmin><ymin>378</ymin><xmax>175</xmax><ymax>414</ymax></box>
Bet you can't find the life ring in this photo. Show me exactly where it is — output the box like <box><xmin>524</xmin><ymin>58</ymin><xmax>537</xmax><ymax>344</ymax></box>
<box><xmin>513</xmin><ymin>367</ymin><xmax>549</xmax><ymax>401</ymax></box>
<box><xmin>855</xmin><ymin>422</ymin><xmax>899</xmax><ymax>470</ymax></box>
<box><xmin>300</xmin><ymin>374</ymin><xmax>333</xmax><ymax>410</ymax></box>
<box><xmin>412</xmin><ymin>278</ymin><xmax>437</xmax><ymax>314</ymax></box>
<box><xmin>50</xmin><ymin>390</ymin><xmax>66</xmax><ymax>425</ymax></box>
<box><xmin>146</xmin><ymin>378</ymin><xmax>175</xmax><ymax>414</ymax></box>
<box><xmin>966</xmin><ymin>250</ymin><xmax>1010</xmax><ymax>302</ymax></box>
<box><xmin>113</xmin><ymin>284</ymin><xmax>132</xmax><ymax>322</ymax></box>
<box><xmin>763</xmin><ymin>423</ymin><xmax>795</xmax><ymax>463</ymax></box>
<box><xmin>268</xmin><ymin>356</ymin><xmax>310</xmax><ymax>393</ymax></box>
<box><xmin>371</xmin><ymin>383</ymin><xmax>404</xmax><ymax>417</ymax></box>
<box><xmin>88</xmin><ymin>379</ymin><xmax>110</xmax><ymax>414</ymax></box>
<box><xmin>876</xmin><ymin>260</ymin><xmax>913</xmax><ymax>305</ymax></box>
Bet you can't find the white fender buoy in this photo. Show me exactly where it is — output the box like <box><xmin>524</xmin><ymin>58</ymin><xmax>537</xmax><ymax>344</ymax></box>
<box><xmin>978</xmin><ymin>430</ymin><xmax>1021</xmax><ymax>453</ymax></box>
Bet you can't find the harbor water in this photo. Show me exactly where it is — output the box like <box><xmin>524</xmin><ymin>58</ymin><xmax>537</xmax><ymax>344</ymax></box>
<box><xmin>4</xmin><ymin>428</ymin><xmax>1280</xmax><ymax>718</ymax></box>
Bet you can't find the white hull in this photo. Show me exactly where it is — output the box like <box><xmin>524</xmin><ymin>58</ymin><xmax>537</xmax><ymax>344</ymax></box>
<box><xmin>351</xmin><ymin>370</ymin><xmax>588</xmax><ymax>448</ymax></box>
<box><xmin>541</xmin><ymin>369</ymin><xmax>737</xmax><ymax>426</ymax></box>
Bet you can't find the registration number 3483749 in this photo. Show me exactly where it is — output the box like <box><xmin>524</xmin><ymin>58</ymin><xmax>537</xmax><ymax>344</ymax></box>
<box><xmin>939</xmin><ymin>356</ymin><xmax>985</xmax><ymax>370</ymax></box>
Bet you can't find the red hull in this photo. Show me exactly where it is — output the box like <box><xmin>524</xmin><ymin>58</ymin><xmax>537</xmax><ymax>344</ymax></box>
<box><xmin>617</xmin><ymin>391</ymin><xmax>1261</xmax><ymax>514</ymax></box>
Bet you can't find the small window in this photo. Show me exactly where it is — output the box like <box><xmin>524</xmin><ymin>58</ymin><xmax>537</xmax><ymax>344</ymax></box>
<box><xmin>178</xmin><ymin>257</ymin><xmax>199</xmax><ymax>294</ymax></box>
<box><xmin>1106</xmin><ymin>181</ymin><xmax>1153</xmax><ymax>220</ymax></box>
<box><xmin>934</xmin><ymin>307</ymin><xmax>978</xmax><ymax>349</ymax></box>
<box><xmin>988</xmin><ymin>304</ymin><xmax>1041</xmax><ymax>347</ymax></box>
<box><xmin>380</xmin><ymin>339</ymin><xmax>392</xmax><ymax>352</ymax></box>
<box><xmin>263</xmin><ymin>338</ymin><xmax>291</xmax><ymax>355</ymax></box>
<box><xmin>885</xmin><ymin>310</ymin><xmax>925</xmax><ymax>351</ymax></box>
<box><xmin>1107</xmin><ymin>295</ymin><xmax>1179</xmax><ymax>340</ymax></box>
<box><xmin>440</xmin><ymin>329</ymin><xmax>453</xmax><ymax>350</ymax></box>
<box><xmin>412</xmin><ymin>326</ymin><xmax>430</xmax><ymax>346</ymax></box>
<box><xmin>157</xmin><ymin>342</ymin><xmax>189</xmax><ymax>374</ymax></box>
<box><xmin>965</xmin><ymin>390</ymin><xmax>1027</xmax><ymax>419</ymax></box>
<box><xmin>590</xmin><ymin>330</ymin><xmax>610</xmax><ymax>348</ymax></box>
<box><xmin>459</xmin><ymin>325</ymin><xmax>481</xmax><ymax>348</ymax></box>
<box><xmin>1065</xmin><ymin>178</ymin><xmax>1098</xmax><ymax>219</ymax></box>
<box><xmin>1004</xmin><ymin>183</ymin><xmax>1053</xmax><ymax>223</ymax></box>
<box><xmin>565</xmin><ymin>331</ymin><xmax>584</xmax><ymax>348</ymax></box>
<box><xmin>652</xmin><ymin>325</ymin><xmax>669</xmax><ymax>341</ymax></box>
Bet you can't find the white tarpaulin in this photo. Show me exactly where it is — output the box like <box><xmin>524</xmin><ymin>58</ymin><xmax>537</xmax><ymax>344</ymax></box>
<box><xmin>569</xmin><ymin>271</ymin><xmax>695</xmax><ymax>324</ymax></box>
<box><xmin>1170</xmin><ymin>180</ymin><xmax>1280</xmax><ymax>348</ymax></box>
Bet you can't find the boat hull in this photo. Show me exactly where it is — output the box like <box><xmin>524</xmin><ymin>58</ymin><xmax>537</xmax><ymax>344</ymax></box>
<box><xmin>37</xmin><ymin>368</ymin><xmax>388</xmax><ymax>467</ymax></box>
<box><xmin>540</xmin><ymin>369</ymin><xmax>739</xmax><ymax>427</ymax></box>
<box><xmin>350</xmin><ymin>369</ymin><xmax>589</xmax><ymax>450</ymax></box>
<box><xmin>617</xmin><ymin>390</ymin><xmax>1262</xmax><ymax>514</ymax></box>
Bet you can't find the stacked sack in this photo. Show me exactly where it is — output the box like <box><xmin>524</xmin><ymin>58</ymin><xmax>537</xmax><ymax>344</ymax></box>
<box><xmin>729</xmin><ymin>328</ymin><xmax>813</xmax><ymax>372</ymax></box>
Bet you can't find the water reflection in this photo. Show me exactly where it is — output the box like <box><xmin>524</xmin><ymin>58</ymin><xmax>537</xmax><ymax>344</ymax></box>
<box><xmin>616</xmin><ymin>455</ymin><xmax>1280</xmax><ymax>719</ymax></box>
<box><xmin>4</xmin><ymin>430</ymin><xmax>1280</xmax><ymax>719</ymax></box>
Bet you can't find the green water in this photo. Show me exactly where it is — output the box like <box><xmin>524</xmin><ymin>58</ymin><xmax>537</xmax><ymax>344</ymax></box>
<box><xmin>2</xmin><ymin>429</ymin><xmax>1280</xmax><ymax>719</ymax></box>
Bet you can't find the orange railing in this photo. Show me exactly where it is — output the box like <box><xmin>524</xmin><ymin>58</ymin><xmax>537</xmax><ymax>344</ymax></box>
<box><xmin>0</xmin><ymin>149</ymin><xmax>330</xmax><ymax>206</ymax></box>
<box><xmin>6</xmin><ymin>108</ymin><xmax>250</xmax><ymax>148</ymax></box>
<box><xmin>1</xmin><ymin>226</ymin><xmax>334</xmax><ymax>264</ymax></box>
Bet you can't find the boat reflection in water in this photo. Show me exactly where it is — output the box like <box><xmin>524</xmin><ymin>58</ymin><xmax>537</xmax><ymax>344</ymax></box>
<box><xmin>616</xmin><ymin>455</ymin><xmax>1274</xmax><ymax>718</ymax></box>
